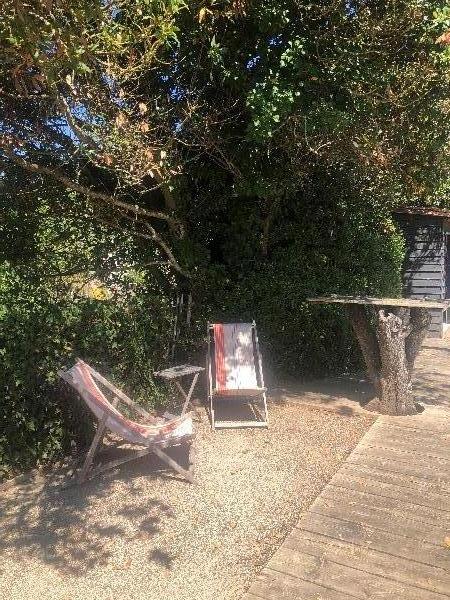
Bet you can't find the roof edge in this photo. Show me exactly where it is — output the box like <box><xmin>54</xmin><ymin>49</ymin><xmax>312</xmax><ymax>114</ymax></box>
<box><xmin>393</xmin><ymin>206</ymin><xmax>450</xmax><ymax>218</ymax></box>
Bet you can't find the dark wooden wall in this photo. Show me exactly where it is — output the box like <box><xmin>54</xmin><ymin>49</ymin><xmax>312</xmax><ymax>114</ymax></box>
<box><xmin>395</xmin><ymin>214</ymin><xmax>445</xmax><ymax>337</ymax></box>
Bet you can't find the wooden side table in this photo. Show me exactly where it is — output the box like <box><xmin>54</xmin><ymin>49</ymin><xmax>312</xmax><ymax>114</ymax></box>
<box><xmin>308</xmin><ymin>295</ymin><xmax>450</xmax><ymax>415</ymax></box>
<box><xmin>154</xmin><ymin>364</ymin><xmax>205</xmax><ymax>415</ymax></box>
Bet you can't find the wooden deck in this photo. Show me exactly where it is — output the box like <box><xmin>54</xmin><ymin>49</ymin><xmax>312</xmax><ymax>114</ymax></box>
<box><xmin>244</xmin><ymin>404</ymin><xmax>450</xmax><ymax>599</ymax></box>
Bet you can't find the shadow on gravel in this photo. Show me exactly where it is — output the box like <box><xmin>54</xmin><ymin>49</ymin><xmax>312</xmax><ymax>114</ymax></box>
<box><xmin>0</xmin><ymin>446</ymin><xmax>188</xmax><ymax>576</ymax></box>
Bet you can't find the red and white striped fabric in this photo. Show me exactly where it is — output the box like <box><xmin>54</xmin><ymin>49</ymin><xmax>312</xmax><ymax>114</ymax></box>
<box><xmin>67</xmin><ymin>362</ymin><xmax>192</xmax><ymax>445</ymax></box>
<box><xmin>213</xmin><ymin>323</ymin><xmax>260</xmax><ymax>395</ymax></box>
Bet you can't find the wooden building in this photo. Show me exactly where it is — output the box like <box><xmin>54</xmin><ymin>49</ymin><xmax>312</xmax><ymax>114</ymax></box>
<box><xmin>394</xmin><ymin>207</ymin><xmax>450</xmax><ymax>338</ymax></box>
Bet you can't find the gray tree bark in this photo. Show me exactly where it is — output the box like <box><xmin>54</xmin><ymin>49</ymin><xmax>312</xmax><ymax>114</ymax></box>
<box><xmin>347</xmin><ymin>304</ymin><xmax>432</xmax><ymax>415</ymax></box>
<box><xmin>376</xmin><ymin>310</ymin><xmax>416</xmax><ymax>415</ymax></box>
<box><xmin>347</xmin><ymin>304</ymin><xmax>381</xmax><ymax>396</ymax></box>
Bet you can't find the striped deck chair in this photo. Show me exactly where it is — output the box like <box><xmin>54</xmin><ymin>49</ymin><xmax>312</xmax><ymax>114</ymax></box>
<box><xmin>207</xmin><ymin>322</ymin><xmax>268</xmax><ymax>429</ymax></box>
<box><xmin>59</xmin><ymin>360</ymin><xmax>194</xmax><ymax>483</ymax></box>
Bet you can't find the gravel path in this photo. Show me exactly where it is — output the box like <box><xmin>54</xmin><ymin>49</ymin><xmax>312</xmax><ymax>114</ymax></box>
<box><xmin>0</xmin><ymin>400</ymin><xmax>374</xmax><ymax>600</ymax></box>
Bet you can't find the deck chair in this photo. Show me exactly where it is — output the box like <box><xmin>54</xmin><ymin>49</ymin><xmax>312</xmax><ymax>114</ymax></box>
<box><xmin>207</xmin><ymin>322</ymin><xmax>268</xmax><ymax>429</ymax></box>
<box><xmin>58</xmin><ymin>360</ymin><xmax>194</xmax><ymax>483</ymax></box>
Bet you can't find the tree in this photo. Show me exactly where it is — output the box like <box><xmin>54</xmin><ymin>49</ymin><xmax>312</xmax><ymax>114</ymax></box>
<box><xmin>0</xmin><ymin>0</ymin><xmax>200</xmax><ymax>278</ymax></box>
<box><xmin>2</xmin><ymin>0</ymin><xmax>450</xmax><ymax>426</ymax></box>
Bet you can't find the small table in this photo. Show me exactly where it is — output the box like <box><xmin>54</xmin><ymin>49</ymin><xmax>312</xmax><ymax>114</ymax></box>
<box><xmin>308</xmin><ymin>295</ymin><xmax>450</xmax><ymax>415</ymax></box>
<box><xmin>154</xmin><ymin>364</ymin><xmax>205</xmax><ymax>415</ymax></box>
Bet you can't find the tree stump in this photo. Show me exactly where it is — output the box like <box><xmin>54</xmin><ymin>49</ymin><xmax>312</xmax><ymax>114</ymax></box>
<box><xmin>347</xmin><ymin>305</ymin><xmax>431</xmax><ymax>415</ymax></box>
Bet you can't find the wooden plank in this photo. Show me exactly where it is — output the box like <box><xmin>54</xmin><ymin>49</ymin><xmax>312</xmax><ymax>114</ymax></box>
<box><xmin>406</xmin><ymin>287</ymin><xmax>444</xmax><ymax>296</ymax></box>
<box><xmin>404</xmin><ymin>273</ymin><xmax>443</xmax><ymax>281</ymax></box>
<box><xmin>404</xmin><ymin>278</ymin><xmax>443</xmax><ymax>286</ymax></box>
<box><xmin>213</xmin><ymin>420</ymin><xmax>268</xmax><ymax>429</ymax></box>
<box><xmin>404</xmin><ymin>265</ymin><xmax>444</xmax><ymax>274</ymax></box>
<box><xmin>406</xmin><ymin>242</ymin><xmax>445</xmax><ymax>251</ymax></box>
<box><xmin>378</xmin><ymin>413</ymin><xmax>450</xmax><ymax>433</ymax></box>
<box><xmin>310</xmin><ymin>495</ymin><xmax>448</xmax><ymax>545</ymax></box>
<box><xmin>375</xmin><ymin>420</ymin><xmax>450</xmax><ymax>442</ymax></box>
<box><xmin>308</xmin><ymin>296</ymin><xmax>450</xmax><ymax>309</ymax></box>
<box><xmin>394</xmin><ymin>207</ymin><xmax>447</xmax><ymax>218</ymax></box>
<box><xmin>268</xmin><ymin>546</ymin><xmax>446</xmax><ymax>600</ymax></box>
<box><xmin>346</xmin><ymin>453</ymin><xmax>450</xmax><ymax>489</ymax></box>
<box><xmin>353</xmin><ymin>442</ymin><xmax>450</xmax><ymax>468</ymax></box>
<box><xmin>405</xmin><ymin>250</ymin><xmax>444</xmax><ymax>260</ymax></box>
<box><xmin>354</xmin><ymin>435</ymin><xmax>450</xmax><ymax>463</ymax></box>
<box><xmin>319</xmin><ymin>485</ymin><xmax>450</xmax><ymax>528</ymax></box>
<box><xmin>364</xmin><ymin>429</ymin><xmax>450</xmax><ymax>461</ymax></box>
<box><xmin>286</xmin><ymin>528</ymin><xmax>450</xmax><ymax>596</ymax></box>
<box><xmin>337</xmin><ymin>462</ymin><xmax>450</xmax><ymax>498</ymax></box>
<box><xmin>154</xmin><ymin>364</ymin><xmax>204</xmax><ymax>380</ymax></box>
<box><xmin>403</xmin><ymin>236</ymin><xmax>443</xmax><ymax>244</ymax></box>
<box><xmin>329</xmin><ymin>473</ymin><xmax>450</xmax><ymax>517</ymax></box>
<box><xmin>297</xmin><ymin>512</ymin><xmax>450</xmax><ymax>572</ymax></box>
<box><xmin>247</xmin><ymin>568</ymin><xmax>356</xmax><ymax>600</ymax></box>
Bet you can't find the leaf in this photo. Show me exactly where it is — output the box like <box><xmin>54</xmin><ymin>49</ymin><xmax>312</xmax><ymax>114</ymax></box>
<box><xmin>138</xmin><ymin>102</ymin><xmax>148</xmax><ymax>115</ymax></box>
<box><xmin>115</xmin><ymin>112</ymin><xmax>127</xmax><ymax>128</ymax></box>
<box><xmin>436</xmin><ymin>31</ymin><xmax>450</xmax><ymax>44</ymax></box>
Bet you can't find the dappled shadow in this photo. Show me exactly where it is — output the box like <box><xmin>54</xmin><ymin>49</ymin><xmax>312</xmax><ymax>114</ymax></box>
<box><xmin>272</xmin><ymin>338</ymin><xmax>450</xmax><ymax>416</ymax></box>
<box><xmin>414</xmin><ymin>339</ymin><xmax>450</xmax><ymax>408</ymax></box>
<box><xmin>148</xmin><ymin>548</ymin><xmax>175</xmax><ymax>569</ymax></box>
<box><xmin>0</xmin><ymin>442</ymin><xmax>188</xmax><ymax>576</ymax></box>
<box><xmin>270</xmin><ymin>374</ymin><xmax>375</xmax><ymax>417</ymax></box>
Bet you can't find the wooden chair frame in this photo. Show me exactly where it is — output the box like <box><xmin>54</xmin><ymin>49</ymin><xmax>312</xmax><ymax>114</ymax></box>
<box><xmin>206</xmin><ymin>321</ymin><xmax>269</xmax><ymax>430</ymax></box>
<box><xmin>59</xmin><ymin>362</ymin><xmax>194</xmax><ymax>484</ymax></box>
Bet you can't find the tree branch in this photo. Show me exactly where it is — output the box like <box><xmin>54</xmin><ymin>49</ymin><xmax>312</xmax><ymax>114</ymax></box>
<box><xmin>0</xmin><ymin>141</ymin><xmax>184</xmax><ymax>235</ymax></box>
<box><xmin>56</xmin><ymin>96</ymin><xmax>101</xmax><ymax>153</ymax></box>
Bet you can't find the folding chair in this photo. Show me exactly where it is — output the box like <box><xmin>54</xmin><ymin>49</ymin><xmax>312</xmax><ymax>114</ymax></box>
<box><xmin>59</xmin><ymin>360</ymin><xmax>194</xmax><ymax>483</ymax></box>
<box><xmin>207</xmin><ymin>321</ymin><xmax>269</xmax><ymax>429</ymax></box>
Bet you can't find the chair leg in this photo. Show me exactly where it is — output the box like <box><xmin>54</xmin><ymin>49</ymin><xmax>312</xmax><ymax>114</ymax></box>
<box><xmin>153</xmin><ymin>446</ymin><xmax>195</xmax><ymax>483</ymax></box>
<box><xmin>78</xmin><ymin>412</ymin><xmax>108</xmax><ymax>483</ymax></box>
<box><xmin>261</xmin><ymin>392</ymin><xmax>269</xmax><ymax>425</ymax></box>
<box><xmin>209</xmin><ymin>394</ymin><xmax>216</xmax><ymax>430</ymax></box>
<box><xmin>176</xmin><ymin>372</ymin><xmax>200</xmax><ymax>416</ymax></box>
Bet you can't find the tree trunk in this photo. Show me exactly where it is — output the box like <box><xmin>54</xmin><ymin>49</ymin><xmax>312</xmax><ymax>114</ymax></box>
<box><xmin>347</xmin><ymin>304</ymin><xmax>381</xmax><ymax>396</ymax></box>
<box><xmin>347</xmin><ymin>305</ymin><xmax>432</xmax><ymax>415</ymax></box>
<box><xmin>405</xmin><ymin>308</ymin><xmax>431</xmax><ymax>374</ymax></box>
<box><xmin>376</xmin><ymin>310</ymin><xmax>417</xmax><ymax>415</ymax></box>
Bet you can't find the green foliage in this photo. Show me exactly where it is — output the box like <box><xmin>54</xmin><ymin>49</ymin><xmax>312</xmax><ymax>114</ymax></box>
<box><xmin>0</xmin><ymin>265</ymin><xmax>173</xmax><ymax>479</ymax></box>
<box><xmin>189</xmin><ymin>166</ymin><xmax>405</xmax><ymax>379</ymax></box>
<box><xmin>0</xmin><ymin>177</ymin><xmax>175</xmax><ymax>479</ymax></box>
<box><xmin>2</xmin><ymin>0</ymin><xmax>450</xmax><ymax>479</ymax></box>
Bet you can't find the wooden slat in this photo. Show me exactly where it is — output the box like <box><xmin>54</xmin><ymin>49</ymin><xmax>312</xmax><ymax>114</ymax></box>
<box><xmin>244</xmin><ymin>406</ymin><xmax>450</xmax><ymax>600</ymax></box>
<box><xmin>213</xmin><ymin>420</ymin><xmax>268</xmax><ymax>429</ymax></box>
<box><xmin>406</xmin><ymin>288</ymin><xmax>444</xmax><ymax>296</ymax></box>
<box><xmin>296</xmin><ymin>512</ymin><xmax>450</xmax><ymax>572</ymax></box>
<box><xmin>308</xmin><ymin>296</ymin><xmax>450</xmax><ymax>309</ymax></box>
<box><xmin>352</xmin><ymin>443</ymin><xmax>450</xmax><ymax>470</ymax></box>
<box><xmin>286</xmin><ymin>528</ymin><xmax>450</xmax><ymax>596</ymax></box>
<box><xmin>404</xmin><ymin>264</ymin><xmax>444</xmax><ymax>273</ymax></box>
<box><xmin>379</xmin><ymin>412</ymin><xmax>450</xmax><ymax>432</ymax></box>
<box><xmin>361</xmin><ymin>432</ymin><xmax>450</xmax><ymax>461</ymax></box>
<box><xmin>268</xmin><ymin>546</ymin><xmax>446</xmax><ymax>600</ymax></box>
<box><xmin>346</xmin><ymin>454</ymin><xmax>450</xmax><ymax>489</ymax></box>
<box><xmin>332</xmin><ymin>467</ymin><xmax>450</xmax><ymax>512</ymax></box>
<box><xmin>249</xmin><ymin>569</ymin><xmax>356</xmax><ymax>600</ymax></box>
<box><xmin>311</xmin><ymin>496</ymin><xmax>447</xmax><ymax>545</ymax></box>
<box><xmin>319</xmin><ymin>485</ymin><xmax>450</xmax><ymax>528</ymax></box>
<box><xmin>373</xmin><ymin>421</ymin><xmax>450</xmax><ymax>444</ymax></box>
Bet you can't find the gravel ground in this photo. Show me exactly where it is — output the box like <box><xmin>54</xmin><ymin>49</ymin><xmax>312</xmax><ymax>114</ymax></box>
<box><xmin>0</xmin><ymin>400</ymin><xmax>374</xmax><ymax>600</ymax></box>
